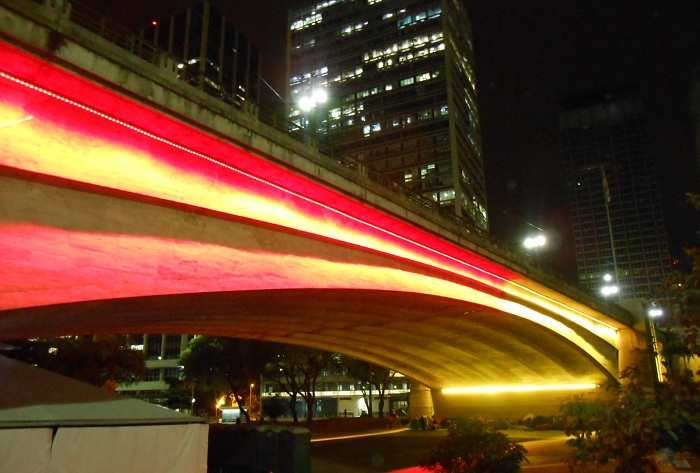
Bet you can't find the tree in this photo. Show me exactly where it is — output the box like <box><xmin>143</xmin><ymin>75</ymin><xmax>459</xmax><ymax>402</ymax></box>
<box><xmin>180</xmin><ymin>336</ymin><xmax>272</xmax><ymax>422</ymax></box>
<box><xmin>422</xmin><ymin>418</ymin><xmax>528</xmax><ymax>473</ymax></box>
<box><xmin>4</xmin><ymin>335</ymin><xmax>146</xmax><ymax>389</ymax></box>
<box><xmin>562</xmin><ymin>365</ymin><xmax>699</xmax><ymax>473</ymax></box>
<box><xmin>265</xmin><ymin>344</ymin><xmax>334</xmax><ymax>423</ymax></box>
<box><xmin>297</xmin><ymin>348</ymin><xmax>335</xmax><ymax>423</ymax></box>
<box><xmin>343</xmin><ymin>357</ymin><xmax>396</xmax><ymax>417</ymax></box>
<box><xmin>561</xmin><ymin>194</ymin><xmax>700</xmax><ymax>472</ymax></box>
<box><xmin>371</xmin><ymin>365</ymin><xmax>396</xmax><ymax>417</ymax></box>
<box><xmin>344</xmin><ymin>357</ymin><xmax>374</xmax><ymax>416</ymax></box>
<box><xmin>161</xmin><ymin>375</ymin><xmax>195</xmax><ymax>412</ymax></box>
<box><xmin>263</xmin><ymin>395</ymin><xmax>288</xmax><ymax>422</ymax></box>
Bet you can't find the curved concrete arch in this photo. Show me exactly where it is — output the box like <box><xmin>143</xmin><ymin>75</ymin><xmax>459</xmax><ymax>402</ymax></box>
<box><xmin>0</xmin><ymin>173</ymin><xmax>624</xmax><ymax>387</ymax></box>
<box><xmin>0</xmin><ymin>288</ymin><xmax>618</xmax><ymax>389</ymax></box>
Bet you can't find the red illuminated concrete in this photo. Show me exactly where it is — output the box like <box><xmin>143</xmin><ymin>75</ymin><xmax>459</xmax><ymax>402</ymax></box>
<box><xmin>0</xmin><ymin>7</ymin><xmax>647</xmax><ymax>400</ymax></box>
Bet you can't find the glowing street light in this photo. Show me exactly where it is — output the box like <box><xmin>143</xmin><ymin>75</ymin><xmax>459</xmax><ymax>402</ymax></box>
<box><xmin>648</xmin><ymin>307</ymin><xmax>663</xmax><ymax>318</ymax></box>
<box><xmin>523</xmin><ymin>234</ymin><xmax>546</xmax><ymax>250</ymax></box>
<box><xmin>298</xmin><ymin>88</ymin><xmax>328</xmax><ymax>112</ymax></box>
<box><xmin>600</xmin><ymin>273</ymin><xmax>619</xmax><ymax>297</ymax></box>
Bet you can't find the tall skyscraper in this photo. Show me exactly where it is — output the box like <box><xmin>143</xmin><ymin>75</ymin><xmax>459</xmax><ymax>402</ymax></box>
<box><xmin>560</xmin><ymin>84</ymin><xmax>671</xmax><ymax>301</ymax></box>
<box><xmin>287</xmin><ymin>0</ymin><xmax>488</xmax><ymax>232</ymax></box>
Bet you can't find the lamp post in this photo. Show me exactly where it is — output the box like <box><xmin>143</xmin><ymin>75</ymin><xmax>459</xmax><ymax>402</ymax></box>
<box><xmin>249</xmin><ymin>383</ymin><xmax>255</xmax><ymax>417</ymax></box>
<box><xmin>646</xmin><ymin>305</ymin><xmax>664</xmax><ymax>384</ymax></box>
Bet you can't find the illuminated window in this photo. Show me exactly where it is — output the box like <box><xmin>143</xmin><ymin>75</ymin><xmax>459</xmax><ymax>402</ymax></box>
<box><xmin>404</xmin><ymin>171</ymin><xmax>413</xmax><ymax>182</ymax></box>
<box><xmin>400</xmin><ymin>77</ymin><xmax>414</xmax><ymax>86</ymax></box>
<box><xmin>440</xmin><ymin>189</ymin><xmax>455</xmax><ymax>201</ymax></box>
<box><xmin>291</xmin><ymin>13</ymin><xmax>323</xmax><ymax>31</ymax></box>
<box><xmin>429</xmin><ymin>43</ymin><xmax>445</xmax><ymax>54</ymax></box>
<box><xmin>416</xmin><ymin>73</ymin><xmax>430</xmax><ymax>82</ymax></box>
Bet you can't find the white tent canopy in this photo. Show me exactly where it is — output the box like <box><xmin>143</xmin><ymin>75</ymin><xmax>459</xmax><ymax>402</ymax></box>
<box><xmin>0</xmin><ymin>355</ymin><xmax>208</xmax><ymax>473</ymax></box>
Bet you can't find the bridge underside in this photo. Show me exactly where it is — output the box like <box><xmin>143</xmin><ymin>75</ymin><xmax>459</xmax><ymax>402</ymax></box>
<box><xmin>0</xmin><ymin>171</ymin><xmax>619</xmax><ymax>389</ymax></box>
<box><xmin>0</xmin><ymin>36</ymin><xmax>624</xmax><ymax>392</ymax></box>
<box><xmin>0</xmin><ymin>289</ymin><xmax>613</xmax><ymax>389</ymax></box>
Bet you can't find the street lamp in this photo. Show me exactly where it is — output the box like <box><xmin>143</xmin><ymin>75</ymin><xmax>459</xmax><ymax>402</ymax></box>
<box><xmin>297</xmin><ymin>88</ymin><xmax>328</xmax><ymax>140</ymax></box>
<box><xmin>298</xmin><ymin>88</ymin><xmax>327</xmax><ymax>113</ymax></box>
<box><xmin>249</xmin><ymin>383</ymin><xmax>255</xmax><ymax>416</ymax></box>
<box><xmin>646</xmin><ymin>304</ymin><xmax>664</xmax><ymax>384</ymax></box>
<box><xmin>600</xmin><ymin>273</ymin><xmax>619</xmax><ymax>297</ymax></box>
<box><xmin>523</xmin><ymin>234</ymin><xmax>546</xmax><ymax>250</ymax></box>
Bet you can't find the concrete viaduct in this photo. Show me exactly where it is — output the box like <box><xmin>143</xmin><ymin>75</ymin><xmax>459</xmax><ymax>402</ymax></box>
<box><xmin>0</xmin><ymin>0</ymin><xmax>647</xmax><ymax>416</ymax></box>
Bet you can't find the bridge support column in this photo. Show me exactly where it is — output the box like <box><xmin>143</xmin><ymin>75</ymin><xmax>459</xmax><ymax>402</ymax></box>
<box><xmin>618</xmin><ymin>326</ymin><xmax>649</xmax><ymax>379</ymax></box>
<box><xmin>408</xmin><ymin>382</ymin><xmax>433</xmax><ymax>418</ymax></box>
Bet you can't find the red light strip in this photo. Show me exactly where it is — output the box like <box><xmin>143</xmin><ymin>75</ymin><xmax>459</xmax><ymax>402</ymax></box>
<box><xmin>0</xmin><ymin>69</ymin><xmax>619</xmax><ymax>335</ymax></box>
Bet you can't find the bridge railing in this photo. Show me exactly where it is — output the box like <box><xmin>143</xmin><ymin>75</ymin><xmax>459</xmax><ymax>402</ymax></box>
<box><xmin>16</xmin><ymin>0</ymin><xmax>604</xmax><ymax>306</ymax></box>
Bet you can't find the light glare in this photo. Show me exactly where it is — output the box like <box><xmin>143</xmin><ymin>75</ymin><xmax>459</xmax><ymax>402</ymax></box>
<box><xmin>443</xmin><ymin>383</ymin><xmax>598</xmax><ymax>394</ymax></box>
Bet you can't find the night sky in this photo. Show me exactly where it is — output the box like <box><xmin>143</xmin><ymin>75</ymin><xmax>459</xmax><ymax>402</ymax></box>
<box><xmin>107</xmin><ymin>0</ymin><xmax>700</xmax><ymax>279</ymax></box>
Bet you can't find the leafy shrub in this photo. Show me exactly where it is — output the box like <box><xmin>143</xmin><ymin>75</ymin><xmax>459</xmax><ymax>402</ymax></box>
<box><xmin>492</xmin><ymin>418</ymin><xmax>511</xmax><ymax>430</ymax></box>
<box><xmin>561</xmin><ymin>366</ymin><xmax>700</xmax><ymax>473</ymax></box>
<box><xmin>529</xmin><ymin>415</ymin><xmax>555</xmax><ymax>430</ymax></box>
<box><xmin>422</xmin><ymin>418</ymin><xmax>528</xmax><ymax>473</ymax></box>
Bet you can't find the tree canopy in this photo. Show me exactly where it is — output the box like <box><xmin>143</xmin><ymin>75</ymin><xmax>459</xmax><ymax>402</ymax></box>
<box><xmin>179</xmin><ymin>336</ymin><xmax>272</xmax><ymax>421</ymax></box>
<box><xmin>265</xmin><ymin>344</ymin><xmax>335</xmax><ymax>423</ymax></box>
<box><xmin>4</xmin><ymin>335</ymin><xmax>146</xmax><ymax>389</ymax></box>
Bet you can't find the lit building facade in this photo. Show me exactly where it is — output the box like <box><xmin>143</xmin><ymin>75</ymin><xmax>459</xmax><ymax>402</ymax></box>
<box><xmin>141</xmin><ymin>1</ymin><xmax>261</xmax><ymax>106</ymax></box>
<box><xmin>117</xmin><ymin>334</ymin><xmax>410</xmax><ymax>418</ymax></box>
<box><xmin>287</xmin><ymin>0</ymin><xmax>488</xmax><ymax>232</ymax></box>
<box><xmin>261</xmin><ymin>371</ymin><xmax>411</xmax><ymax>418</ymax></box>
<box><xmin>560</xmin><ymin>85</ymin><xmax>671</xmax><ymax>301</ymax></box>
<box><xmin>117</xmin><ymin>334</ymin><xmax>193</xmax><ymax>404</ymax></box>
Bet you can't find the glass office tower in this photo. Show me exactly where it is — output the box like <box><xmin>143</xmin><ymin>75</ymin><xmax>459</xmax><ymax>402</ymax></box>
<box><xmin>287</xmin><ymin>0</ymin><xmax>488</xmax><ymax>232</ymax></box>
<box><xmin>561</xmin><ymin>85</ymin><xmax>671</xmax><ymax>301</ymax></box>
